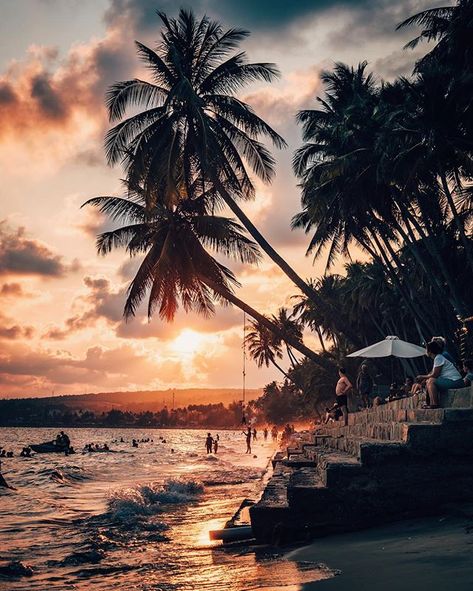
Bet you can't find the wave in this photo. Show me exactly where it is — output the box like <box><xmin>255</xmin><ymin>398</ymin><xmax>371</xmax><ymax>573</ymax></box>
<box><xmin>38</xmin><ymin>466</ymin><xmax>92</xmax><ymax>485</ymax></box>
<box><xmin>107</xmin><ymin>479</ymin><xmax>204</xmax><ymax>524</ymax></box>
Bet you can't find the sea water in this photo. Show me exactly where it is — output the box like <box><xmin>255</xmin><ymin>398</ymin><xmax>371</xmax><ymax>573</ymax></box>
<box><xmin>0</xmin><ymin>427</ymin><xmax>334</xmax><ymax>590</ymax></box>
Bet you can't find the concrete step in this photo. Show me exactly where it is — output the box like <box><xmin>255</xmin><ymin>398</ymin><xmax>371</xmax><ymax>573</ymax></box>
<box><xmin>257</xmin><ymin>463</ymin><xmax>293</xmax><ymax>508</ymax></box>
<box><xmin>283</xmin><ymin>456</ymin><xmax>316</xmax><ymax>468</ymax></box>
<box><xmin>314</xmin><ymin>449</ymin><xmax>363</xmax><ymax>487</ymax></box>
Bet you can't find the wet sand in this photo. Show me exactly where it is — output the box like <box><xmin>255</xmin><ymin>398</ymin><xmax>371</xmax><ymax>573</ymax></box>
<box><xmin>287</xmin><ymin>513</ymin><xmax>473</xmax><ymax>590</ymax></box>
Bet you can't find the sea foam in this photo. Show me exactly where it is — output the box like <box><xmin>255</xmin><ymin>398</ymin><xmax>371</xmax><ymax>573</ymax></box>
<box><xmin>108</xmin><ymin>479</ymin><xmax>204</xmax><ymax>524</ymax></box>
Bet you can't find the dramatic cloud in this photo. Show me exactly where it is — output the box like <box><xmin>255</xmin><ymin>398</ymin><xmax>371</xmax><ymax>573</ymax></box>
<box><xmin>0</xmin><ymin>24</ymin><xmax>136</xmax><ymax>163</ymax></box>
<box><xmin>105</xmin><ymin>0</ymin><xmax>372</xmax><ymax>32</ymax></box>
<box><xmin>45</xmin><ymin>274</ymin><xmax>243</xmax><ymax>341</ymax></box>
<box><xmin>0</xmin><ymin>222</ymin><xmax>80</xmax><ymax>277</ymax></box>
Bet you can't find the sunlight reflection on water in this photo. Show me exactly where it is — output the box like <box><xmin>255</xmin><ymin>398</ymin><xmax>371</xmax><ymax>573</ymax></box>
<box><xmin>0</xmin><ymin>427</ymin><xmax>335</xmax><ymax>590</ymax></box>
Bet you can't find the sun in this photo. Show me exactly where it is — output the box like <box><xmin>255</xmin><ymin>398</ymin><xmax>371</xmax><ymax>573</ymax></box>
<box><xmin>171</xmin><ymin>329</ymin><xmax>205</xmax><ymax>356</ymax></box>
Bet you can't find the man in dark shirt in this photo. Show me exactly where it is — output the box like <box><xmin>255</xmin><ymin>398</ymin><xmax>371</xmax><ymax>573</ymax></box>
<box><xmin>356</xmin><ymin>363</ymin><xmax>373</xmax><ymax>408</ymax></box>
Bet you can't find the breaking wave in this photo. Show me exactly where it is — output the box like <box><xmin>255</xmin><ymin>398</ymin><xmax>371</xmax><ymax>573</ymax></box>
<box><xmin>107</xmin><ymin>479</ymin><xmax>204</xmax><ymax>524</ymax></box>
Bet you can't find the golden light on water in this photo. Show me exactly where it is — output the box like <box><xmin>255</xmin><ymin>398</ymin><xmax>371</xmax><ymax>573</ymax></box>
<box><xmin>195</xmin><ymin>517</ymin><xmax>227</xmax><ymax>547</ymax></box>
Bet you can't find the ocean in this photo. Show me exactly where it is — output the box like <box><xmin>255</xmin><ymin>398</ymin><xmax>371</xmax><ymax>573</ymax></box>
<box><xmin>0</xmin><ymin>427</ymin><xmax>332</xmax><ymax>590</ymax></box>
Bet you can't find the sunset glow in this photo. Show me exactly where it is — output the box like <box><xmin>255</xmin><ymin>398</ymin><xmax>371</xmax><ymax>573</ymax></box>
<box><xmin>0</xmin><ymin>0</ymin><xmax>433</xmax><ymax>397</ymax></box>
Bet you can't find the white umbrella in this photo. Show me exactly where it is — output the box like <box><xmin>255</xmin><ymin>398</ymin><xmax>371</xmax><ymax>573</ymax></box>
<box><xmin>347</xmin><ymin>336</ymin><xmax>426</xmax><ymax>359</ymax></box>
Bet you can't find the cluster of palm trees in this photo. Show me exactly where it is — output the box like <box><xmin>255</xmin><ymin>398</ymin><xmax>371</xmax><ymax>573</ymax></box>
<box><xmin>85</xmin><ymin>2</ymin><xmax>473</xmax><ymax>396</ymax></box>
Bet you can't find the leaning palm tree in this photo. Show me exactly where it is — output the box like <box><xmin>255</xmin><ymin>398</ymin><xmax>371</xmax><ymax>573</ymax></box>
<box><xmin>272</xmin><ymin>307</ymin><xmax>302</xmax><ymax>367</ymax></box>
<box><xmin>82</xmin><ymin>183</ymin><xmax>333</xmax><ymax>369</ymax></box>
<box><xmin>244</xmin><ymin>320</ymin><xmax>288</xmax><ymax>378</ymax></box>
<box><xmin>104</xmin><ymin>8</ymin><xmax>361</xmax><ymax>347</ymax></box>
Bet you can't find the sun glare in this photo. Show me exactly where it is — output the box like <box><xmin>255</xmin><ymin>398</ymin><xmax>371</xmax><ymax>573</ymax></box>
<box><xmin>172</xmin><ymin>329</ymin><xmax>205</xmax><ymax>356</ymax></box>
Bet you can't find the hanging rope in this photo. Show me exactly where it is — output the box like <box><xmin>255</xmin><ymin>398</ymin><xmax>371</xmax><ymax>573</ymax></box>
<box><xmin>241</xmin><ymin>311</ymin><xmax>247</xmax><ymax>424</ymax></box>
<box><xmin>242</xmin><ymin>311</ymin><xmax>246</xmax><ymax>404</ymax></box>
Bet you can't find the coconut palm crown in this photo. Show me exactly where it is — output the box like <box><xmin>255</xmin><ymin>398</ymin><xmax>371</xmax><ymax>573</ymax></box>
<box><xmin>105</xmin><ymin>8</ymin><xmax>286</xmax><ymax>205</ymax></box>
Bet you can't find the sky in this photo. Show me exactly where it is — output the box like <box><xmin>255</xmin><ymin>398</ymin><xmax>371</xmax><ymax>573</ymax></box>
<box><xmin>0</xmin><ymin>0</ymin><xmax>438</xmax><ymax>397</ymax></box>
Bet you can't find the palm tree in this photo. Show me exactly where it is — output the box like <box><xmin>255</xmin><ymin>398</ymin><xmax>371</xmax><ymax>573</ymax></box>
<box><xmin>293</xmin><ymin>61</ymin><xmax>472</xmax><ymax>331</ymax></box>
<box><xmin>293</xmin><ymin>62</ymin><xmax>445</xmax><ymax>335</ymax></box>
<box><xmin>103</xmin><ymin>8</ymin><xmax>362</xmax><ymax>347</ymax></box>
<box><xmin>272</xmin><ymin>307</ymin><xmax>303</xmax><ymax>367</ymax></box>
<box><xmin>82</xmin><ymin>183</ymin><xmax>333</xmax><ymax>369</ymax></box>
<box><xmin>397</xmin><ymin>1</ymin><xmax>473</xmax><ymax>74</ymax></box>
<box><xmin>244</xmin><ymin>319</ymin><xmax>288</xmax><ymax>377</ymax></box>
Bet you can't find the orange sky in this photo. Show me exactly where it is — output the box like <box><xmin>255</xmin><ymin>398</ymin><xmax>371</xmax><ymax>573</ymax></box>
<box><xmin>0</xmin><ymin>0</ymin><xmax>434</xmax><ymax>397</ymax></box>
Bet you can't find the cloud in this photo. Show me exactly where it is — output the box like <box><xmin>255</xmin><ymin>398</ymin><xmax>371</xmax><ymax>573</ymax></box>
<box><xmin>0</xmin><ymin>282</ymin><xmax>27</xmax><ymax>298</ymax></box>
<box><xmin>0</xmin><ymin>341</ymin><xmax>181</xmax><ymax>394</ymax></box>
<box><xmin>45</xmin><ymin>273</ymin><xmax>243</xmax><ymax>341</ymax></box>
<box><xmin>326</xmin><ymin>0</ymin><xmax>436</xmax><ymax>55</ymax></box>
<box><xmin>104</xmin><ymin>0</ymin><xmax>371</xmax><ymax>32</ymax></box>
<box><xmin>0</xmin><ymin>312</ymin><xmax>34</xmax><ymax>340</ymax></box>
<box><xmin>0</xmin><ymin>221</ymin><xmax>80</xmax><ymax>277</ymax></box>
<box><xmin>0</xmin><ymin>21</ymin><xmax>136</xmax><ymax>168</ymax></box>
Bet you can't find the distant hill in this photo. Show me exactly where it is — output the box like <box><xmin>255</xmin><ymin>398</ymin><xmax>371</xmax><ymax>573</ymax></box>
<box><xmin>0</xmin><ymin>388</ymin><xmax>262</xmax><ymax>413</ymax></box>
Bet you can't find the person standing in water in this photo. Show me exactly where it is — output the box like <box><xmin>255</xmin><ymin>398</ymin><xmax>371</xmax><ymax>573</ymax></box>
<box><xmin>205</xmin><ymin>433</ymin><xmax>214</xmax><ymax>454</ymax></box>
<box><xmin>213</xmin><ymin>436</ymin><xmax>219</xmax><ymax>454</ymax></box>
<box><xmin>263</xmin><ymin>428</ymin><xmax>268</xmax><ymax>441</ymax></box>
<box><xmin>243</xmin><ymin>427</ymin><xmax>252</xmax><ymax>454</ymax></box>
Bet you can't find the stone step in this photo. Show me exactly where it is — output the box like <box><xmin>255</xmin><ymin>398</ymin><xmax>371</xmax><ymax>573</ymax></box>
<box><xmin>271</xmin><ymin>451</ymin><xmax>286</xmax><ymax>468</ymax></box>
<box><xmin>319</xmin><ymin>433</ymin><xmax>406</xmax><ymax>464</ymax></box>
<box><xmin>283</xmin><ymin>455</ymin><xmax>316</xmax><ymax>468</ymax></box>
<box><xmin>345</xmin><ymin>406</ymin><xmax>473</xmax><ymax>427</ymax></box>
<box><xmin>257</xmin><ymin>463</ymin><xmax>294</xmax><ymax>508</ymax></box>
<box><xmin>314</xmin><ymin>449</ymin><xmax>363</xmax><ymax>487</ymax></box>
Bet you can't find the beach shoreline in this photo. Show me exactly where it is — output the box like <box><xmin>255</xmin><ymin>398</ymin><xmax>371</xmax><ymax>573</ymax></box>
<box><xmin>286</xmin><ymin>510</ymin><xmax>473</xmax><ymax>590</ymax></box>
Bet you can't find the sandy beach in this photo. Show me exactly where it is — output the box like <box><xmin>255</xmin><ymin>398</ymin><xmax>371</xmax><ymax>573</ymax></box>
<box><xmin>287</xmin><ymin>511</ymin><xmax>473</xmax><ymax>590</ymax></box>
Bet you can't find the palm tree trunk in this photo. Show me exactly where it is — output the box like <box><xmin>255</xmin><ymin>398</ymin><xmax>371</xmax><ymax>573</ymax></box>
<box><xmin>397</xmin><ymin>205</ymin><xmax>468</xmax><ymax>317</ymax></box>
<box><xmin>359</xmin><ymin>232</ymin><xmax>435</xmax><ymax>335</ymax></box>
<box><xmin>286</xmin><ymin>345</ymin><xmax>299</xmax><ymax>368</ymax></box>
<box><xmin>203</xmin><ymin>276</ymin><xmax>334</xmax><ymax>371</ymax></box>
<box><xmin>370</xmin><ymin>231</ymin><xmax>436</xmax><ymax>335</ymax></box>
<box><xmin>209</xmin><ymin>174</ymin><xmax>364</xmax><ymax>348</ymax></box>
<box><xmin>439</xmin><ymin>168</ymin><xmax>473</xmax><ymax>278</ymax></box>
<box><xmin>270</xmin><ymin>358</ymin><xmax>290</xmax><ymax>379</ymax></box>
<box><xmin>315</xmin><ymin>326</ymin><xmax>328</xmax><ymax>353</ymax></box>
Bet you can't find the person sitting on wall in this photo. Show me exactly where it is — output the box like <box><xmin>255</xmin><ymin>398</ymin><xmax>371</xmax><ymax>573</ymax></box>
<box><xmin>402</xmin><ymin>376</ymin><xmax>414</xmax><ymax>397</ymax></box>
<box><xmin>463</xmin><ymin>359</ymin><xmax>473</xmax><ymax>387</ymax></box>
<box><xmin>416</xmin><ymin>341</ymin><xmax>464</xmax><ymax>409</ymax></box>
<box><xmin>324</xmin><ymin>402</ymin><xmax>342</xmax><ymax>424</ymax></box>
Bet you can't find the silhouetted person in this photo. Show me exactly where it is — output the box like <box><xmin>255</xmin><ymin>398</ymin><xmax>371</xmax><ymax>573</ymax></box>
<box><xmin>263</xmin><ymin>428</ymin><xmax>268</xmax><ymax>441</ymax></box>
<box><xmin>205</xmin><ymin>433</ymin><xmax>213</xmax><ymax>454</ymax></box>
<box><xmin>132</xmin><ymin>439</ymin><xmax>139</xmax><ymax>448</ymax></box>
<box><xmin>213</xmin><ymin>438</ymin><xmax>218</xmax><ymax>454</ymax></box>
<box><xmin>252</xmin><ymin>428</ymin><xmax>257</xmax><ymax>441</ymax></box>
<box><xmin>243</xmin><ymin>427</ymin><xmax>252</xmax><ymax>454</ymax></box>
<box><xmin>335</xmin><ymin>367</ymin><xmax>352</xmax><ymax>426</ymax></box>
<box><xmin>356</xmin><ymin>363</ymin><xmax>373</xmax><ymax>408</ymax></box>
